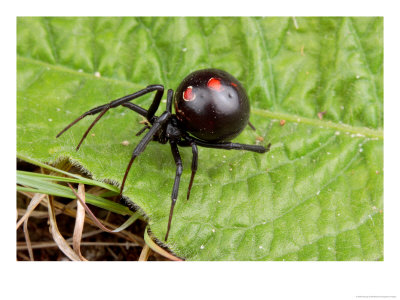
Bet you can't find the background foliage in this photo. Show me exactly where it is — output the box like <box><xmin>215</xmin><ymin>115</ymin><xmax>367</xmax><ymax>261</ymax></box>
<box><xmin>17</xmin><ymin>17</ymin><xmax>383</xmax><ymax>260</ymax></box>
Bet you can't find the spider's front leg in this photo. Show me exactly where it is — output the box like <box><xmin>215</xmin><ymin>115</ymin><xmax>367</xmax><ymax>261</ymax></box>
<box><xmin>119</xmin><ymin>111</ymin><xmax>171</xmax><ymax>197</ymax></box>
<box><xmin>135</xmin><ymin>89</ymin><xmax>174</xmax><ymax>137</ymax></box>
<box><xmin>56</xmin><ymin>85</ymin><xmax>164</xmax><ymax>150</ymax></box>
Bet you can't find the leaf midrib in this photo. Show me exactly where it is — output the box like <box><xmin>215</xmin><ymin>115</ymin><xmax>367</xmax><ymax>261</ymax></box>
<box><xmin>18</xmin><ymin>55</ymin><xmax>383</xmax><ymax>140</ymax></box>
<box><xmin>252</xmin><ymin>109</ymin><xmax>383</xmax><ymax>139</ymax></box>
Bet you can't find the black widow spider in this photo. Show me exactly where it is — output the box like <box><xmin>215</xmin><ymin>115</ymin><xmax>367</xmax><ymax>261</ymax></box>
<box><xmin>56</xmin><ymin>69</ymin><xmax>271</xmax><ymax>241</ymax></box>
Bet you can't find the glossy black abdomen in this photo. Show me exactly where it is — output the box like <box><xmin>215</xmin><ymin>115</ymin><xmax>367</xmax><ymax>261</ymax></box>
<box><xmin>174</xmin><ymin>69</ymin><xmax>250</xmax><ymax>142</ymax></box>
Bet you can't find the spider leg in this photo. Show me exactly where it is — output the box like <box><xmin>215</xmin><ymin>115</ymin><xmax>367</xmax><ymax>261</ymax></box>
<box><xmin>146</xmin><ymin>86</ymin><xmax>165</xmax><ymax>121</ymax></box>
<box><xmin>165</xmin><ymin>141</ymin><xmax>183</xmax><ymax>241</ymax></box>
<box><xmin>119</xmin><ymin>111</ymin><xmax>171</xmax><ymax>197</ymax></box>
<box><xmin>187</xmin><ymin>142</ymin><xmax>198</xmax><ymax>201</ymax></box>
<box><xmin>124</xmin><ymin>89</ymin><xmax>173</xmax><ymax>123</ymax></box>
<box><xmin>56</xmin><ymin>85</ymin><xmax>164</xmax><ymax>149</ymax></box>
<box><xmin>190</xmin><ymin>137</ymin><xmax>271</xmax><ymax>153</ymax></box>
<box><xmin>165</xmin><ymin>89</ymin><xmax>174</xmax><ymax>113</ymax></box>
<box><xmin>248</xmin><ymin>121</ymin><xmax>256</xmax><ymax>131</ymax></box>
<box><xmin>135</xmin><ymin>124</ymin><xmax>151</xmax><ymax>136</ymax></box>
<box><xmin>134</xmin><ymin>89</ymin><xmax>174</xmax><ymax>137</ymax></box>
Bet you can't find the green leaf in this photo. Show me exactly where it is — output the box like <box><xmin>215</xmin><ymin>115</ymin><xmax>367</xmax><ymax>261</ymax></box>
<box><xmin>17</xmin><ymin>17</ymin><xmax>383</xmax><ymax>260</ymax></box>
<box><xmin>17</xmin><ymin>153</ymin><xmax>119</xmax><ymax>192</ymax></box>
<box><xmin>17</xmin><ymin>170</ymin><xmax>132</xmax><ymax>216</ymax></box>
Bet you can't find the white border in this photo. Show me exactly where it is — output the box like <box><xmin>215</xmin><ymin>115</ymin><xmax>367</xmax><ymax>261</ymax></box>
<box><xmin>3</xmin><ymin>1</ymin><xmax>399</xmax><ymax>299</ymax></box>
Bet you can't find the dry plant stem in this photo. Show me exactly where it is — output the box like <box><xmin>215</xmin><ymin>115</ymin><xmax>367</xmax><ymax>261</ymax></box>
<box><xmin>47</xmin><ymin>195</ymin><xmax>82</xmax><ymax>261</ymax></box>
<box><xmin>18</xmin><ymin>191</ymin><xmax>65</xmax><ymax>216</ymax></box>
<box><xmin>72</xmin><ymin>184</ymin><xmax>87</xmax><ymax>261</ymax></box>
<box><xmin>144</xmin><ymin>227</ymin><xmax>182</xmax><ymax>261</ymax></box>
<box><xmin>17</xmin><ymin>193</ymin><xmax>47</xmax><ymax>261</ymax></box>
<box><xmin>67</xmin><ymin>183</ymin><xmax>123</xmax><ymax>233</ymax></box>
<box><xmin>18</xmin><ymin>229</ymin><xmax>107</xmax><ymax>251</ymax></box>
<box><xmin>76</xmin><ymin>229</ymin><xmax>104</xmax><ymax>240</ymax></box>
<box><xmin>23</xmin><ymin>217</ymin><xmax>33</xmax><ymax>261</ymax></box>
<box><xmin>65</xmin><ymin>199</ymin><xmax>77</xmax><ymax>210</ymax></box>
<box><xmin>17</xmin><ymin>209</ymin><xmax>49</xmax><ymax>218</ymax></box>
<box><xmin>16</xmin><ymin>193</ymin><xmax>46</xmax><ymax>230</ymax></box>
<box><xmin>18</xmin><ymin>191</ymin><xmax>34</xmax><ymax>198</ymax></box>
<box><xmin>67</xmin><ymin>183</ymin><xmax>139</xmax><ymax>234</ymax></box>
<box><xmin>106</xmin><ymin>247</ymin><xmax>119</xmax><ymax>260</ymax></box>
<box><xmin>17</xmin><ymin>241</ymin><xmax>140</xmax><ymax>250</ymax></box>
<box><xmin>85</xmin><ymin>185</ymin><xmax>105</xmax><ymax>196</ymax></box>
<box><xmin>42</xmin><ymin>195</ymin><xmax>144</xmax><ymax>245</ymax></box>
<box><xmin>17</xmin><ymin>190</ymin><xmax>144</xmax><ymax>245</ymax></box>
<box><xmin>17</xmin><ymin>251</ymin><xmax>31</xmax><ymax>261</ymax></box>
<box><xmin>138</xmin><ymin>244</ymin><xmax>151</xmax><ymax>261</ymax></box>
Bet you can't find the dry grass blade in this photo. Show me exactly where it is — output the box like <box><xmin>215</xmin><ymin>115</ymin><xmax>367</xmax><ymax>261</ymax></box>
<box><xmin>138</xmin><ymin>244</ymin><xmax>151</xmax><ymax>261</ymax></box>
<box><xmin>17</xmin><ymin>209</ymin><xmax>49</xmax><ymax>218</ymax></box>
<box><xmin>17</xmin><ymin>251</ymin><xmax>31</xmax><ymax>261</ymax></box>
<box><xmin>17</xmin><ymin>241</ymin><xmax>141</xmax><ymax>250</ymax></box>
<box><xmin>68</xmin><ymin>183</ymin><xmax>115</xmax><ymax>233</ymax></box>
<box><xmin>37</xmin><ymin>195</ymin><xmax>144</xmax><ymax>245</ymax></box>
<box><xmin>67</xmin><ymin>183</ymin><xmax>138</xmax><ymax>234</ymax></box>
<box><xmin>144</xmin><ymin>227</ymin><xmax>182</xmax><ymax>261</ymax></box>
<box><xmin>72</xmin><ymin>184</ymin><xmax>87</xmax><ymax>261</ymax></box>
<box><xmin>17</xmin><ymin>193</ymin><xmax>47</xmax><ymax>261</ymax></box>
<box><xmin>47</xmin><ymin>195</ymin><xmax>82</xmax><ymax>261</ymax></box>
<box><xmin>16</xmin><ymin>193</ymin><xmax>46</xmax><ymax>230</ymax></box>
<box><xmin>23</xmin><ymin>216</ymin><xmax>33</xmax><ymax>261</ymax></box>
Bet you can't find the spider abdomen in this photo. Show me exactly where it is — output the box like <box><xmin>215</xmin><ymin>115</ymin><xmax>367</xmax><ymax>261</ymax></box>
<box><xmin>174</xmin><ymin>69</ymin><xmax>250</xmax><ymax>142</ymax></box>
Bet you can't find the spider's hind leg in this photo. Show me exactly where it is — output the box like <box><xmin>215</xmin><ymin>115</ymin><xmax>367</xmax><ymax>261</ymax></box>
<box><xmin>193</xmin><ymin>138</ymin><xmax>271</xmax><ymax>154</ymax></box>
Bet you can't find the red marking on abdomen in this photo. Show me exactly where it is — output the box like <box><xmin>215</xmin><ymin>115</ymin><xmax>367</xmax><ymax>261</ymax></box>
<box><xmin>183</xmin><ymin>86</ymin><xmax>195</xmax><ymax>101</ymax></box>
<box><xmin>231</xmin><ymin>82</ymin><xmax>237</xmax><ymax>87</ymax></box>
<box><xmin>207</xmin><ymin>77</ymin><xmax>222</xmax><ymax>91</ymax></box>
